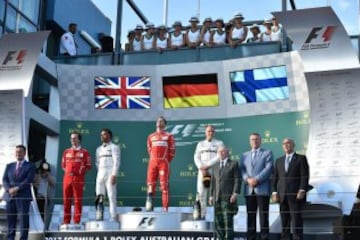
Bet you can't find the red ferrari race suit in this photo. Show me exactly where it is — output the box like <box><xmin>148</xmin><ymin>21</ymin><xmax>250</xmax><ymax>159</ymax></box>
<box><xmin>62</xmin><ymin>146</ymin><xmax>91</xmax><ymax>224</ymax></box>
<box><xmin>146</xmin><ymin>130</ymin><xmax>175</xmax><ymax>210</ymax></box>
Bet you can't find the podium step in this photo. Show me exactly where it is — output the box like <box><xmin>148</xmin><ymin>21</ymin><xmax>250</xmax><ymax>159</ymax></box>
<box><xmin>59</xmin><ymin>223</ymin><xmax>85</xmax><ymax>231</ymax></box>
<box><xmin>180</xmin><ymin>220</ymin><xmax>213</xmax><ymax>231</ymax></box>
<box><xmin>85</xmin><ymin>220</ymin><xmax>120</xmax><ymax>231</ymax></box>
<box><xmin>120</xmin><ymin>211</ymin><xmax>181</xmax><ymax>230</ymax></box>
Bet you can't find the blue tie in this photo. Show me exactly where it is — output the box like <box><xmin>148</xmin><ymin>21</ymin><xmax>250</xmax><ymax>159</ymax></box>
<box><xmin>251</xmin><ymin>151</ymin><xmax>257</xmax><ymax>166</ymax></box>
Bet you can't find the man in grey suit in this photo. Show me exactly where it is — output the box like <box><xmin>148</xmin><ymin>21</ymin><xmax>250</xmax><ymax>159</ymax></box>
<box><xmin>272</xmin><ymin>138</ymin><xmax>309</xmax><ymax>240</ymax></box>
<box><xmin>210</xmin><ymin>146</ymin><xmax>240</xmax><ymax>240</ymax></box>
<box><xmin>240</xmin><ymin>133</ymin><xmax>274</xmax><ymax>240</ymax></box>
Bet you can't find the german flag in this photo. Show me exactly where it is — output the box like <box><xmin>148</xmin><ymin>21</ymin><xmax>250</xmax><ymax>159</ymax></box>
<box><xmin>163</xmin><ymin>74</ymin><xmax>219</xmax><ymax>108</ymax></box>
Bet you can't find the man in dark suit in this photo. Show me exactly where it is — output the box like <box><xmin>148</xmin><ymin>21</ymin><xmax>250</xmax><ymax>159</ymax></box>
<box><xmin>272</xmin><ymin>138</ymin><xmax>309</xmax><ymax>240</ymax></box>
<box><xmin>2</xmin><ymin>145</ymin><xmax>36</xmax><ymax>240</ymax></box>
<box><xmin>240</xmin><ymin>133</ymin><xmax>273</xmax><ymax>240</ymax></box>
<box><xmin>210</xmin><ymin>146</ymin><xmax>240</xmax><ymax>240</ymax></box>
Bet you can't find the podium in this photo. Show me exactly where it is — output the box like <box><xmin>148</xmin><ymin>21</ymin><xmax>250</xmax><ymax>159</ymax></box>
<box><xmin>120</xmin><ymin>211</ymin><xmax>182</xmax><ymax>230</ymax></box>
<box><xmin>181</xmin><ymin>220</ymin><xmax>212</xmax><ymax>231</ymax></box>
<box><xmin>59</xmin><ymin>223</ymin><xmax>85</xmax><ymax>231</ymax></box>
<box><xmin>85</xmin><ymin>220</ymin><xmax>120</xmax><ymax>231</ymax></box>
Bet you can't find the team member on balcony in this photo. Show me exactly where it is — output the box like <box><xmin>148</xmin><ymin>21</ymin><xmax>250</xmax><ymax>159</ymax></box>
<box><xmin>60</xmin><ymin>23</ymin><xmax>78</xmax><ymax>56</ymax></box>
<box><xmin>130</xmin><ymin>24</ymin><xmax>143</xmax><ymax>51</ymax></box>
<box><xmin>200</xmin><ymin>17</ymin><xmax>213</xmax><ymax>47</ymax></box>
<box><xmin>210</xmin><ymin>18</ymin><xmax>227</xmax><ymax>46</ymax></box>
<box><xmin>62</xmin><ymin>131</ymin><xmax>92</xmax><ymax>224</ymax></box>
<box><xmin>95</xmin><ymin>128</ymin><xmax>121</xmax><ymax>221</ymax></box>
<box><xmin>186</xmin><ymin>16</ymin><xmax>201</xmax><ymax>48</ymax></box>
<box><xmin>125</xmin><ymin>30</ymin><xmax>135</xmax><ymax>52</ymax></box>
<box><xmin>169</xmin><ymin>21</ymin><xmax>185</xmax><ymax>50</ymax></box>
<box><xmin>271</xmin><ymin>17</ymin><xmax>284</xmax><ymax>43</ymax></box>
<box><xmin>228</xmin><ymin>13</ymin><xmax>248</xmax><ymax>48</ymax></box>
<box><xmin>272</xmin><ymin>138</ymin><xmax>309</xmax><ymax>240</ymax></box>
<box><xmin>155</xmin><ymin>25</ymin><xmax>169</xmax><ymax>53</ymax></box>
<box><xmin>141</xmin><ymin>23</ymin><xmax>156</xmax><ymax>50</ymax></box>
<box><xmin>247</xmin><ymin>24</ymin><xmax>261</xmax><ymax>43</ymax></box>
<box><xmin>240</xmin><ymin>133</ymin><xmax>273</xmax><ymax>240</ymax></box>
<box><xmin>260</xmin><ymin>19</ymin><xmax>273</xmax><ymax>42</ymax></box>
<box><xmin>2</xmin><ymin>145</ymin><xmax>36</xmax><ymax>240</ymax></box>
<box><xmin>194</xmin><ymin>125</ymin><xmax>224</xmax><ymax>219</ymax></box>
<box><xmin>145</xmin><ymin>116</ymin><xmax>176</xmax><ymax>212</ymax></box>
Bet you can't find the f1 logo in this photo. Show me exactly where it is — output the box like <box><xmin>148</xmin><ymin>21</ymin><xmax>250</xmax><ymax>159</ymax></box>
<box><xmin>304</xmin><ymin>26</ymin><xmax>336</xmax><ymax>43</ymax></box>
<box><xmin>138</xmin><ymin>217</ymin><xmax>155</xmax><ymax>227</ymax></box>
<box><xmin>2</xmin><ymin>50</ymin><xmax>27</xmax><ymax>65</ymax></box>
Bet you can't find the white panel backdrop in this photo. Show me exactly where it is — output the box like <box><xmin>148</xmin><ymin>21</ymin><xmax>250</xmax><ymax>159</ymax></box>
<box><xmin>306</xmin><ymin>68</ymin><xmax>360</xmax><ymax>214</ymax></box>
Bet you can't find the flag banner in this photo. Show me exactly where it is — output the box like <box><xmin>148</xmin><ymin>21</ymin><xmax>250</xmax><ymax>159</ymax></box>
<box><xmin>95</xmin><ymin>76</ymin><xmax>150</xmax><ymax>109</ymax></box>
<box><xmin>163</xmin><ymin>74</ymin><xmax>219</xmax><ymax>108</ymax></box>
<box><xmin>230</xmin><ymin>65</ymin><xmax>288</xmax><ymax>104</ymax></box>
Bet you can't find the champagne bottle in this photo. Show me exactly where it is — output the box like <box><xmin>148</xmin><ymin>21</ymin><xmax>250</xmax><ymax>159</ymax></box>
<box><xmin>95</xmin><ymin>194</ymin><xmax>104</xmax><ymax>221</ymax></box>
<box><xmin>193</xmin><ymin>192</ymin><xmax>201</xmax><ymax>220</ymax></box>
<box><xmin>145</xmin><ymin>193</ymin><xmax>153</xmax><ymax>212</ymax></box>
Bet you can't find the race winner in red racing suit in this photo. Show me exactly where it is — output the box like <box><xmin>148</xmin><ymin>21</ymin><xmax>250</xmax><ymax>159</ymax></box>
<box><xmin>146</xmin><ymin>116</ymin><xmax>175</xmax><ymax>212</ymax></box>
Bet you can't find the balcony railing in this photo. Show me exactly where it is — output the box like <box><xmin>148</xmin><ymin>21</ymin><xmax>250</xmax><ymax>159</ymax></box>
<box><xmin>52</xmin><ymin>41</ymin><xmax>287</xmax><ymax>66</ymax></box>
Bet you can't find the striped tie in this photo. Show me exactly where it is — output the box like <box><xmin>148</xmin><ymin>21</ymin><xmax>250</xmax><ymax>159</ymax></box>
<box><xmin>16</xmin><ymin>162</ymin><xmax>20</xmax><ymax>176</ymax></box>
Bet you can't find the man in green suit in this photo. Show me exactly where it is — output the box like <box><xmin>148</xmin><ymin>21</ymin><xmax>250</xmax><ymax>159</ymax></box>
<box><xmin>210</xmin><ymin>146</ymin><xmax>241</xmax><ymax>240</ymax></box>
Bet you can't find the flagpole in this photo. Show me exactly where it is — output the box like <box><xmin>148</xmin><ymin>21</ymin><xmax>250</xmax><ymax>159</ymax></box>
<box><xmin>196</xmin><ymin>0</ymin><xmax>200</xmax><ymax>19</ymax></box>
<box><xmin>358</xmin><ymin>0</ymin><xmax>360</xmax><ymax>59</ymax></box>
<box><xmin>163</xmin><ymin>0</ymin><xmax>168</xmax><ymax>26</ymax></box>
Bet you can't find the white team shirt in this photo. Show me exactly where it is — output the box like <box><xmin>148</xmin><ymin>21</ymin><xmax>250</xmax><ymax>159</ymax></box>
<box><xmin>60</xmin><ymin>32</ymin><xmax>77</xmax><ymax>56</ymax></box>
<box><xmin>194</xmin><ymin>138</ymin><xmax>224</xmax><ymax>169</ymax></box>
<box><xmin>213</xmin><ymin>30</ymin><xmax>226</xmax><ymax>45</ymax></box>
<box><xmin>96</xmin><ymin>142</ymin><xmax>121</xmax><ymax>176</ymax></box>
<box><xmin>171</xmin><ymin>32</ymin><xmax>184</xmax><ymax>47</ymax></box>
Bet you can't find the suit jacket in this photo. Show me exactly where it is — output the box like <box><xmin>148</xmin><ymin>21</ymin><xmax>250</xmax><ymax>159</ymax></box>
<box><xmin>211</xmin><ymin>159</ymin><xmax>241</xmax><ymax>202</ymax></box>
<box><xmin>240</xmin><ymin>148</ymin><xmax>274</xmax><ymax>196</ymax></box>
<box><xmin>2</xmin><ymin>161</ymin><xmax>36</xmax><ymax>201</ymax></box>
<box><xmin>272</xmin><ymin>153</ymin><xmax>309</xmax><ymax>202</ymax></box>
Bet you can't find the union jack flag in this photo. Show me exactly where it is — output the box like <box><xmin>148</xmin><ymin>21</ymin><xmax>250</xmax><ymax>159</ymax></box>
<box><xmin>95</xmin><ymin>76</ymin><xmax>151</xmax><ymax>109</ymax></box>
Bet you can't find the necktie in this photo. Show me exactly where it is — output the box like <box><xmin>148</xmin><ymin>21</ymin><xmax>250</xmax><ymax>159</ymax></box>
<box><xmin>251</xmin><ymin>151</ymin><xmax>256</xmax><ymax>160</ymax></box>
<box><xmin>220</xmin><ymin>161</ymin><xmax>225</xmax><ymax>173</ymax></box>
<box><xmin>16</xmin><ymin>162</ymin><xmax>21</xmax><ymax>176</ymax></box>
<box><xmin>285</xmin><ymin>156</ymin><xmax>291</xmax><ymax>172</ymax></box>
<box><xmin>251</xmin><ymin>151</ymin><xmax>257</xmax><ymax>166</ymax></box>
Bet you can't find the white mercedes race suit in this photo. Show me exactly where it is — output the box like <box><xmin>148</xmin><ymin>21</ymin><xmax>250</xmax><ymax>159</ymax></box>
<box><xmin>194</xmin><ymin>138</ymin><xmax>224</xmax><ymax>218</ymax></box>
<box><xmin>96</xmin><ymin>142</ymin><xmax>121</xmax><ymax>219</ymax></box>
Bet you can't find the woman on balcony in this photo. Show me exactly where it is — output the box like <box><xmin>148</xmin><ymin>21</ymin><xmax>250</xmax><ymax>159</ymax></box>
<box><xmin>228</xmin><ymin>13</ymin><xmax>248</xmax><ymax>48</ymax></box>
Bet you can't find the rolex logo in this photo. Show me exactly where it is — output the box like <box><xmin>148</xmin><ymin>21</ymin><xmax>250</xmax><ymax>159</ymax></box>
<box><xmin>76</xmin><ymin>122</ymin><xmax>83</xmax><ymax>129</ymax></box>
<box><xmin>264</xmin><ymin>130</ymin><xmax>271</xmax><ymax>138</ymax></box>
<box><xmin>188</xmin><ymin>193</ymin><xmax>193</xmax><ymax>201</ymax></box>
<box><xmin>113</xmin><ymin>136</ymin><xmax>119</xmax><ymax>143</ymax></box>
<box><xmin>188</xmin><ymin>164</ymin><xmax>193</xmax><ymax>171</ymax></box>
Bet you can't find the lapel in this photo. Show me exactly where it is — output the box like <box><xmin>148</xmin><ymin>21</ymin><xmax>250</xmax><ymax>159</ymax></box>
<box><xmin>281</xmin><ymin>155</ymin><xmax>287</xmax><ymax>173</ymax></box>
